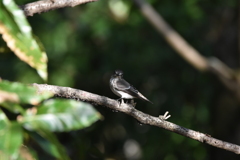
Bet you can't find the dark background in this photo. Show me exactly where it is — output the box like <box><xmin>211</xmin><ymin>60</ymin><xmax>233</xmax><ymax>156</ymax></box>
<box><xmin>1</xmin><ymin>0</ymin><xmax>240</xmax><ymax>159</ymax></box>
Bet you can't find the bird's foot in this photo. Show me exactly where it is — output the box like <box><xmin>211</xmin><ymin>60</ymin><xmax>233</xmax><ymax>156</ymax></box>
<box><xmin>121</xmin><ymin>98</ymin><xmax>124</xmax><ymax>105</ymax></box>
<box><xmin>116</xmin><ymin>98</ymin><xmax>136</xmax><ymax>107</ymax></box>
<box><xmin>116</xmin><ymin>98</ymin><xmax>124</xmax><ymax>106</ymax></box>
<box><xmin>159</xmin><ymin>111</ymin><xmax>171</xmax><ymax>120</ymax></box>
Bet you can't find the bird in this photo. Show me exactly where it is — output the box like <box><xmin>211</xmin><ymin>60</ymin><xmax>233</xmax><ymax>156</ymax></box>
<box><xmin>109</xmin><ymin>70</ymin><xmax>153</xmax><ymax>104</ymax></box>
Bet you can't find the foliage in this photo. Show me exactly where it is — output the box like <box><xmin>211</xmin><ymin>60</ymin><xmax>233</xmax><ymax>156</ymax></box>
<box><xmin>0</xmin><ymin>1</ymin><xmax>101</xmax><ymax>158</ymax></box>
<box><xmin>0</xmin><ymin>0</ymin><xmax>239</xmax><ymax>159</ymax></box>
<box><xmin>0</xmin><ymin>0</ymin><xmax>47</xmax><ymax>81</ymax></box>
<box><xmin>0</xmin><ymin>80</ymin><xmax>101</xmax><ymax>159</ymax></box>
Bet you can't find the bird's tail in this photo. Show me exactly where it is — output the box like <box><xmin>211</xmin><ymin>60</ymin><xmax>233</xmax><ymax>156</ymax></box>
<box><xmin>138</xmin><ymin>92</ymin><xmax>153</xmax><ymax>104</ymax></box>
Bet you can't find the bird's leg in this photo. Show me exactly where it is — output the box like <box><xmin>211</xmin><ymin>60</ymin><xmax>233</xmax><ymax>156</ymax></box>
<box><xmin>116</xmin><ymin>98</ymin><xmax>124</xmax><ymax>106</ymax></box>
<box><xmin>121</xmin><ymin>98</ymin><xmax>124</xmax><ymax>104</ymax></box>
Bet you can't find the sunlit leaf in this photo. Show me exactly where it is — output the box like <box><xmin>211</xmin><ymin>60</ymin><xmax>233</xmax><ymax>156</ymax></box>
<box><xmin>21</xmin><ymin>99</ymin><xmax>101</xmax><ymax>132</ymax></box>
<box><xmin>0</xmin><ymin>109</ymin><xmax>23</xmax><ymax>159</ymax></box>
<box><xmin>0</xmin><ymin>0</ymin><xmax>48</xmax><ymax>81</ymax></box>
<box><xmin>0</xmin><ymin>80</ymin><xmax>53</xmax><ymax>105</ymax></box>
<box><xmin>0</xmin><ymin>90</ymin><xmax>19</xmax><ymax>103</ymax></box>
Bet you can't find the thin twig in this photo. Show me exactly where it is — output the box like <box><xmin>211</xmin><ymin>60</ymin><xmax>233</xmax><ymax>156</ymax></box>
<box><xmin>33</xmin><ymin>83</ymin><xmax>240</xmax><ymax>154</ymax></box>
<box><xmin>19</xmin><ymin>0</ymin><xmax>98</xmax><ymax>16</ymax></box>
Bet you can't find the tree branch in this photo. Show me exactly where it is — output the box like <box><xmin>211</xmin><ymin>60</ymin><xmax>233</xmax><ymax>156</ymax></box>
<box><xmin>132</xmin><ymin>0</ymin><xmax>240</xmax><ymax>101</ymax></box>
<box><xmin>18</xmin><ymin>0</ymin><xmax>240</xmax><ymax>102</ymax></box>
<box><xmin>19</xmin><ymin>0</ymin><xmax>98</xmax><ymax>16</ymax></box>
<box><xmin>33</xmin><ymin>83</ymin><xmax>240</xmax><ymax>154</ymax></box>
<box><xmin>133</xmin><ymin>0</ymin><xmax>208</xmax><ymax>71</ymax></box>
<box><xmin>17</xmin><ymin>0</ymin><xmax>240</xmax><ymax>153</ymax></box>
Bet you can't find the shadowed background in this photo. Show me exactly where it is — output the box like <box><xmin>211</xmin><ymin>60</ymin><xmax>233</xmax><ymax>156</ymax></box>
<box><xmin>0</xmin><ymin>0</ymin><xmax>239</xmax><ymax>159</ymax></box>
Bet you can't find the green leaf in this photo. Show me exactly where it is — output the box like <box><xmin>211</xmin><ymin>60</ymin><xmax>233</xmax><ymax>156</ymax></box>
<box><xmin>1</xmin><ymin>103</ymin><xmax>25</xmax><ymax>114</ymax></box>
<box><xmin>0</xmin><ymin>109</ymin><xmax>9</xmax><ymax>133</ymax></box>
<box><xmin>28</xmin><ymin>131</ymin><xmax>68</xmax><ymax>159</ymax></box>
<box><xmin>0</xmin><ymin>109</ymin><xmax>23</xmax><ymax>159</ymax></box>
<box><xmin>0</xmin><ymin>80</ymin><xmax>53</xmax><ymax>105</ymax></box>
<box><xmin>29</xmin><ymin>132</ymin><xmax>59</xmax><ymax>159</ymax></box>
<box><xmin>0</xmin><ymin>0</ymin><xmax>48</xmax><ymax>81</ymax></box>
<box><xmin>21</xmin><ymin>99</ymin><xmax>101</xmax><ymax>132</ymax></box>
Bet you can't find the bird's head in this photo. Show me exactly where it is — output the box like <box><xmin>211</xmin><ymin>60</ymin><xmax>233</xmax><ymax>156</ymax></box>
<box><xmin>115</xmin><ymin>70</ymin><xmax>123</xmax><ymax>77</ymax></box>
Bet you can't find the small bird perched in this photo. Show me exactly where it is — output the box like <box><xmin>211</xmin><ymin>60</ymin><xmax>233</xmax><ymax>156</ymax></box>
<box><xmin>110</xmin><ymin>70</ymin><xmax>153</xmax><ymax>104</ymax></box>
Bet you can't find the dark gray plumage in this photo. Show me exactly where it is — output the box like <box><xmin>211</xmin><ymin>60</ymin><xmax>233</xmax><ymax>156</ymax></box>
<box><xmin>110</xmin><ymin>70</ymin><xmax>152</xmax><ymax>104</ymax></box>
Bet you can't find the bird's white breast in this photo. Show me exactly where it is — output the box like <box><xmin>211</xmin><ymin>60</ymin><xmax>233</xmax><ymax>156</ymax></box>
<box><xmin>117</xmin><ymin>91</ymin><xmax>135</xmax><ymax>99</ymax></box>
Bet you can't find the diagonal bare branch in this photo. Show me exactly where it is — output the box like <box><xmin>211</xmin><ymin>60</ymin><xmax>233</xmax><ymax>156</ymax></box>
<box><xmin>133</xmin><ymin>0</ymin><xmax>240</xmax><ymax>101</ymax></box>
<box><xmin>19</xmin><ymin>0</ymin><xmax>98</xmax><ymax>16</ymax></box>
<box><xmin>33</xmin><ymin>83</ymin><xmax>240</xmax><ymax>154</ymax></box>
<box><xmin>133</xmin><ymin>0</ymin><xmax>208</xmax><ymax>71</ymax></box>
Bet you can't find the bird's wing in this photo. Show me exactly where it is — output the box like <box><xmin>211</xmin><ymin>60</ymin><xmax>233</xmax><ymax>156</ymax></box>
<box><xmin>115</xmin><ymin>79</ymin><xmax>152</xmax><ymax>103</ymax></box>
<box><xmin>115</xmin><ymin>79</ymin><xmax>139</xmax><ymax>95</ymax></box>
<box><xmin>115</xmin><ymin>78</ymin><xmax>153</xmax><ymax>103</ymax></box>
<box><xmin>115</xmin><ymin>78</ymin><xmax>131</xmax><ymax>90</ymax></box>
